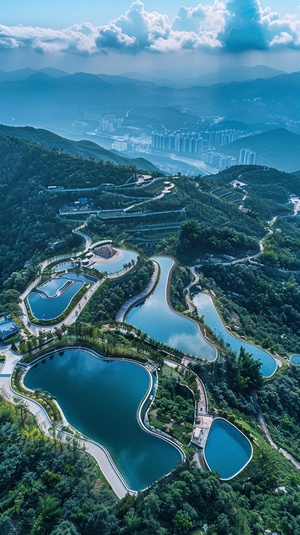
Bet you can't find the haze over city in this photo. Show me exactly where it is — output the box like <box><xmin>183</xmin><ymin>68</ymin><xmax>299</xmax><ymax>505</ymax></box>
<box><xmin>1</xmin><ymin>2</ymin><xmax>300</xmax><ymax>534</ymax></box>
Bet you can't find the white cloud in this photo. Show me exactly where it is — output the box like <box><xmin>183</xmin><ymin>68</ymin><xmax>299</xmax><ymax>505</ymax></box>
<box><xmin>172</xmin><ymin>2</ymin><xmax>227</xmax><ymax>34</ymax></box>
<box><xmin>96</xmin><ymin>1</ymin><xmax>170</xmax><ymax>52</ymax></box>
<box><xmin>0</xmin><ymin>24</ymin><xmax>97</xmax><ymax>55</ymax></box>
<box><xmin>0</xmin><ymin>1</ymin><xmax>300</xmax><ymax>57</ymax></box>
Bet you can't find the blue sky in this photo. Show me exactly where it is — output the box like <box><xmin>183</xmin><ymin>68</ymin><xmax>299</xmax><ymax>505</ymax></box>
<box><xmin>1</xmin><ymin>0</ymin><xmax>292</xmax><ymax>27</ymax></box>
<box><xmin>0</xmin><ymin>1</ymin><xmax>300</xmax><ymax>75</ymax></box>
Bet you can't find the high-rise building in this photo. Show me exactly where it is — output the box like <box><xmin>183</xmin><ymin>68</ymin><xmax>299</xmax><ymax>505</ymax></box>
<box><xmin>239</xmin><ymin>148</ymin><xmax>248</xmax><ymax>164</ymax></box>
<box><xmin>247</xmin><ymin>151</ymin><xmax>256</xmax><ymax>165</ymax></box>
<box><xmin>239</xmin><ymin>148</ymin><xmax>256</xmax><ymax>165</ymax></box>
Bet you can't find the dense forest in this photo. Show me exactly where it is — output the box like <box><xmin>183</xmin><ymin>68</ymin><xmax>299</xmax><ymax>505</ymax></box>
<box><xmin>200</xmin><ymin>262</ymin><xmax>300</xmax><ymax>355</ymax></box>
<box><xmin>258</xmin><ymin>365</ymin><xmax>300</xmax><ymax>460</ymax></box>
<box><xmin>2</xmin><ymin>364</ymin><xmax>300</xmax><ymax>535</ymax></box>
<box><xmin>0</xmin><ymin>133</ymin><xmax>140</xmax><ymax>285</ymax></box>
<box><xmin>80</xmin><ymin>257</ymin><xmax>154</xmax><ymax>324</ymax></box>
<box><xmin>260</xmin><ymin>217</ymin><xmax>300</xmax><ymax>270</ymax></box>
<box><xmin>206</xmin><ymin>165</ymin><xmax>300</xmax><ymax>204</ymax></box>
<box><xmin>177</xmin><ymin>220</ymin><xmax>259</xmax><ymax>262</ymax></box>
<box><xmin>2</xmin><ymin>130</ymin><xmax>300</xmax><ymax>534</ymax></box>
<box><xmin>1</xmin><ymin>132</ymin><xmax>290</xmax><ymax>289</ymax></box>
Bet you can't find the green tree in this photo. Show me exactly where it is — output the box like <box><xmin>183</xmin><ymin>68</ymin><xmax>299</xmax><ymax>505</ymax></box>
<box><xmin>237</xmin><ymin>347</ymin><xmax>263</xmax><ymax>393</ymax></box>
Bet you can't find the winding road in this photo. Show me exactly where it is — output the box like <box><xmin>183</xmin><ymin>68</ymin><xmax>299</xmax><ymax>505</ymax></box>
<box><xmin>1</xmin><ymin>225</ymin><xmax>134</xmax><ymax>498</ymax></box>
<box><xmin>18</xmin><ymin>224</ymin><xmax>100</xmax><ymax>336</ymax></box>
<box><xmin>183</xmin><ymin>266</ymin><xmax>200</xmax><ymax>314</ymax></box>
<box><xmin>253</xmin><ymin>394</ymin><xmax>300</xmax><ymax>471</ymax></box>
<box><xmin>116</xmin><ymin>262</ymin><xmax>159</xmax><ymax>322</ymax></box>
<box><xmin>3</xmin><ymin>212</ymin><xmax>300</xmax><ymax>497</ymax></box>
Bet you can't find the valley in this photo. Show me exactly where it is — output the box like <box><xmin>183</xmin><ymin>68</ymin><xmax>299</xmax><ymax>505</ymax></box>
<box><xmin>1</xmin><ymin>25</ymin><xmax>300</xmax><ymax>529</ymax></box>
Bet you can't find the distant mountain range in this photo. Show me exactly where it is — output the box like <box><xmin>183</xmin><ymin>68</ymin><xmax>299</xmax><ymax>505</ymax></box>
<box><xmin>0</xmin><ymin>124</ymin><xmax>158</xmax><ymax>172</ymax></box>
<box><xmin>220</xmin><ymin>128</ymin><xmax>300</xmax><ymax>173</ymax></box>
<box><xmin>124</xmin><ymin>65</ymin><xmax>286</xmax><ymax>88</ymax></box>
<box><xmin>0</xmin><ymin>65</ymin><xmax>285</xmax><ymax>87</ymax></box>
<box><xmin>0</xmin><ymin>69</ymin><xmax>300</xmax><ymax>129</ymax></box>
<box><xmin>0</xmin><ymin>67</ymin><xmax>68</xmax><ymax>82</ymax></box>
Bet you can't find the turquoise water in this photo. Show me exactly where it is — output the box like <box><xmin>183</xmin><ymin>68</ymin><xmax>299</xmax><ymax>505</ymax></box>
<box><xmin>27</xmin><ymin>274</ymin><xmax>94</xmax><ymax>321</ymax></box>
<box><xmin>53</xmin><ymin>261</ymin><xmax>77</xmax><ymax>272</ymax></box>
<box><xmin>38</xmin><ymin>278</ymin><xmax>70</xmax><ymax>297</ymax></box>
<box><xmin>193</xmin><ymin>292</ymin><xmax>277</xmax><ymax>378</ymax></box>
<box><xmin>63</xmin><ymin>273</ymin><xmax>96</xmax><ymax>284</ymax></box>
<box><xmin>291</xmin><ymin>355</ymin><xmax>300</xmax><ymax>365</ymax></box>
<box><xmin>126</xmin><ymin>256</ymin><xmax>216</xmax><ymax>361</ymax></box>
<box><xmin>92</xmin><ymin>249</ymin><xmax>138</xmax><ymax>275</ymax></box>
<box><xmin>24</xmin><ymin>349</ymin><xmax>182</xmax><ymax>491</ymax></box>
<box><xmin>204</xmin><ymin>418</ymin><xmax>252</xmax><ymax>479</ymax></box>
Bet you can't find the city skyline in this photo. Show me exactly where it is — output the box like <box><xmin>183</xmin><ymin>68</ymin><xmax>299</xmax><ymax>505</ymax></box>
<box><xmin>0</xmin><ymin>0</ymin><xmax>300</xmax><ymax>76</ymax></box>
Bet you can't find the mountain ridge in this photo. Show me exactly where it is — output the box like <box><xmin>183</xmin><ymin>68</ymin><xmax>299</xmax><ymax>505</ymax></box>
<box><xmin>0</xmin><ymin>124</ymin><xmax>158</xmax><ymax>172</ymax></box>
<box><xmin>220</xmin><ymin>128</ymin><xmax>300</xmax><ymax>173</ymax></box>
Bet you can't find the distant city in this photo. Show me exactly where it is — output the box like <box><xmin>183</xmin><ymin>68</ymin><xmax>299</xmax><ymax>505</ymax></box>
<box><xmin>110</xmin><ymin>126</ymin><xmax>257</xmax><ymax>172</ymax></box>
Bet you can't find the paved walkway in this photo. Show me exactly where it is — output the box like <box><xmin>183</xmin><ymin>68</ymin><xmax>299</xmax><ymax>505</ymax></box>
<box><xmin>0</xmin><ymin>349</ymin><xmax>130</xmax><ymax>499</ymax></box>
<box><xmin>74</xmin><ymin>226</ymin><xmax>93</xmax><ymax>252</ymax></box>
<box><xmin>116</xmin><ymin>262</ymin><xmax>159</xmax><ymax>322</ymax></box>
<box><xmin>0</xmin><ymin>346</ymin><xmax>22</xmax><ymax>375</ymax></box>
<box><xmin>190</xmin><ymin>374</ymin><xmax>213</xmax><ymax>448</ymax></box>
<box><xmin>184</xmin><ymin>267</ymin><xmax>200</xmax><ymax>314</ymax></box>
<box><xmin>253</xmin><ymin>394</ymin><xmax>300</xmax><ymax>471</ymax></box>
<box><xmin>20</xmin><ymin>279</ymin><xmax>104</xmax><ymax>336</ymax></box>
<box><xmin>195</xmin><ymin>375</ymin><xmax>208</xmax><ymax>415</ymax></box>
<box><xmin>165</xmin><ymin>358</ymin><xmax>212</xmax><ymax>450</ymax></box>
<box><xmin>2</xmin><ymin>226</ymin><xmax>134</xmax><ymax>498</ymax></box>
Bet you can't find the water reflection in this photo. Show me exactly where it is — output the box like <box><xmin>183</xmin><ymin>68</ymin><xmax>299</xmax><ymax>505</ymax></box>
<box><xmin>24</xmin><ymin>348</ymin><xmax>183</xmax><ymax>491</ymax></box>
<box><xmin>126</xmin><ymin>256</ymin><xmax>216</xmax><ymax>361</ymax></box>
<box><xmin>193</xmin><ymin>292</ymin><xmax>277</xmax><ymax>378</ymax></box>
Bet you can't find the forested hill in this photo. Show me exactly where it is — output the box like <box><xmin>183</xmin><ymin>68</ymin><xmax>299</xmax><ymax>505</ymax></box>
<box><xmin>203</xmin><ymin>164</ymin><xmax>300</xmax><ymax>219</ymax></box>
<box><xmin>206</xmin><ymin>165</ymin><xmax>300</xmax><ymax>200</ymax></box>
<box><xmin>219</xmin><ymin>129</ymin><xmax>300</xmax><ymax>173</ymax></box>
<box><xmin>1</xmin><ymin>133</ymin><xmax>294</xmax><ymax>287</ymax></box>
<box><xmin>1</xmin><ymin>71</ymin><xmax>300</xmax><ymax>126</ymax></box>
<box><xmin>0</xmin><ymin>124</ymin><xmax>158</xmax><ymax>172</ymax></box>
<box><xmin>0</xmin><ymin>132</ymin><xmax>145</xmax><ymax>284</ymax></box>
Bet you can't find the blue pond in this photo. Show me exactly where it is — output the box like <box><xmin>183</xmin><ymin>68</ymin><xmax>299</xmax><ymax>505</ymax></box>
<box><xmin>126</xmin><ymin>256</ymin><xmax>216</xmax><ymax>361</ymax></box>
<box><xmin>193</xmin><ymin>292</ymin><xmax>277</xmax><ymax>378</ymax></box>
<box><xmin>38</xmin><ymin>277</ymin><xmax>74</xmax><ymax>298</ymax></box>
<box><xmin>290</xmin><ymin>355</ymin><xmax>300</xmax><ymax>365</ymax></box>
<box><xmin>204</xmin><ymin>418</ymin><xmax>252</xmax><ymax>480</ymax></box>
<box><xmin>53</xmin><ymin>261</ymin><xmax>77</xmax><ymax>272</ymax></box>
<box><xmin>92</xmin><ymin>249</ymin><xmax>138</xmax><ymax>275</ymax></box>
<box><xmin>24</xmin><ymin>348</ymin><xmax>183</xmax><ymax>491</ymax></box>
<box><xmin>27</xmin><ymin>273</ymin><xmax>95</xmax><ymax>321</ymax></box>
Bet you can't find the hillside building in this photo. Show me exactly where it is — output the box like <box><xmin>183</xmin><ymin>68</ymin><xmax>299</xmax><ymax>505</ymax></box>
<box><xmin>0</xmin><ymin>316</ymin><xmax>20</xmax><ymax>341</ymax></box>
<box><xmin>94</xmin><ymin>244</ymin><xmax>117</xmax><ymax>259</ymax></box>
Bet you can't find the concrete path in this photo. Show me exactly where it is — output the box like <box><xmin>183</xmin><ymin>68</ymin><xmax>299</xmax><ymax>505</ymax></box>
<box><xmin>2</xmin><ymin>227</ymin><xmax>135</xmax><ymax>498</ymax></box>
<box><xmin>253</xmin><ymin>394</ymin><xmax>300</xmax><ymax>471</ymax></box>
<box><xmin>190</xmin><ymin>374</ymin><xmax>212</xmax><ymax>448</ymax></box>
<box><xmin>0</xmin><ymin>351</ymin><xmax>130</xmax><ymax>499</ymax></box>
<box><xmin>0</xmin><ymin>346</ymin><xmax>22</xmax><ymax>375</ymax></box>
<box><xmin>116</xmin><ymin>261</ymin><xmax>159</xmax><ymax>322</ymax></box>
<box><xmin>184</xmin><ymin>266</ymin><xmax>200</xmax><ymax>314</ymax></box>
<box><xmin>278</xmin><ymin>448</ymin><xmax>300</xmax><ymax>470</ymax></box>
<box><xmin>195</xmin><ymin>375</ymin><xmax>209</xmax><ymax>416</ymax></box>
<box><xmin>74</xmin><ymin>225</ymin><xmax>92</xmax><ymax>252</ymax></box>
<box><xmin>19</xmin><ymin>271</ymin><xmax>103</xmax><ymax>336</ymax></box>
<box><xmin>165</xmin><ymin>358</ymin><xmax>212</xmax><ymax>450</ymax></box>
